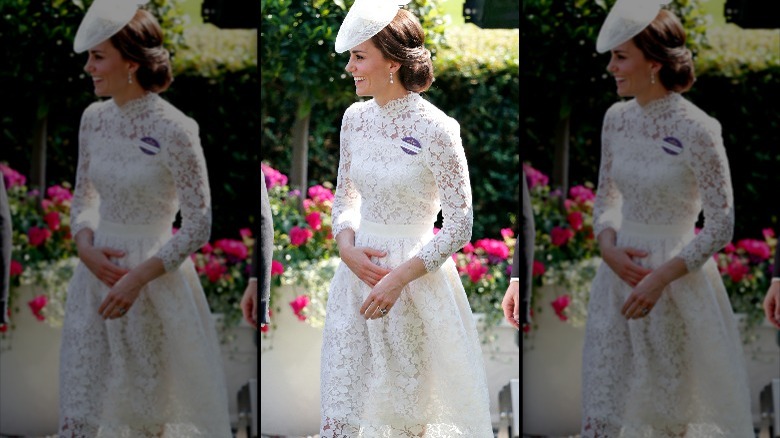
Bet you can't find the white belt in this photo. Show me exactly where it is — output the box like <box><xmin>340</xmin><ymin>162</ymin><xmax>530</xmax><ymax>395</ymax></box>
<box><xmin>96</xmin><ymin>219</ymin><xmax>172</xmax><ymax>237</ymax></box>
<box><xmin>358</xmin><ymin>220</ymin><xmax>433</xmax><ymax>237</ymax></box>
<box><xmin>621</xmin><ymin>220</ymin><xmax>694</xmax><ymax>237</ymax></box>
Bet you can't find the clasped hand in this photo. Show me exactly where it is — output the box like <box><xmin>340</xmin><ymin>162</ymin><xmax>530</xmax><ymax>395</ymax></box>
<box><xmin>603</xmin><ymin>245</ymin><xmax>663</xmax><ymax>319</ymax></box>
<box><xmin>78</xmin><ymin>244</ymin><xmax>139</xmax><ymax>319</ymax></box>
<box><xmin>340</xmin><ymin>245</ymin><xmax>404</xmax><ymax>319</ymax></box>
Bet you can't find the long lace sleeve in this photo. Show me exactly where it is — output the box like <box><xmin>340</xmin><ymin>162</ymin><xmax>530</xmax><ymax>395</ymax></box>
<box><xmin>677</xmin><ymin>117</ymin><xmax>733</xmax><ymax>271</ymax></box>
<box><xmin>70</xmin><ymin>104</ymin><xmax>101</xmax><ymax>237</ymax></box>
<box><xmin>593</xmin><ymin>104</ymin><xmax>624</xmax><ymax>237</ymax></box>
<box><xmin>153</xmin><ymin>117</ymin><xmax>212</xmax><ymax>272</ymax></box>
<box><xmin>417</xmin><ymin>118</ymin><xmax>473</xmax><ymax>272</ymax></box>
<box><xmin>331</xmin><ymin>106</ymin><xmax>362</xmax><ymax>238</ymax></box>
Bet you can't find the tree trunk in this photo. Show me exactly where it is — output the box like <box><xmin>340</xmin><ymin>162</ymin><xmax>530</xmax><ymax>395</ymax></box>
<box><xmin>289</xmin><ymin>99</ymin><xmax>312</xmax><ymax>213</ymax></box>
<box><xmin>29</xmin><ymin>115</ymin><xmax>47</xmax><ymax>210</ymax></box>
<box><xmin>552</xmin><ymin>113</ymin><xmax>570</xmax><ymax>212</ymax></box>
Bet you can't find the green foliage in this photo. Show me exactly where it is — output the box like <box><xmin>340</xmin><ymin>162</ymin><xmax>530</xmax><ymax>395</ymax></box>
<box><xmin>696</xmin><ymin>25</ymin><xmax>780</xmax><ymax>77</ymax></box>
<box><xmin>173</xmin><ymin>25</ymin><xmax>257</xmax><ymax>76</ymax></box>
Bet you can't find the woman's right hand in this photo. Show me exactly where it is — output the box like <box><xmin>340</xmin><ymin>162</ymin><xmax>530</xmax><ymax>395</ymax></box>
<box><xmin>340</xmin><ymin>246</ymin><xmax>391</xmax><ymax>288</ymax></box>
<box><xmin>602</xmin><ymin>246</ymin><xmax>652</xmax><ymax>287</ymax></box>
<box><xmin>78</xmin><ymin>245</ymin><xmax>129</xmax><ymax>287</ymax></box>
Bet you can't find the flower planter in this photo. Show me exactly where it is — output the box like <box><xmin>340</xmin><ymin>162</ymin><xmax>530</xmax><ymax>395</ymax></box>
<box><xmin>0</xmin><ymin>285</ymin><xmax>62</xmax><ymax>436</ymax></box>
<box><xmin>737</xmin><ymin>314</ymin><xmax>780</xmax><ymax>426</ymax></box>
<box><xmin>522</xmin><ymin>285</ymin><xmax>585</xmax><ymax>436</ymax></box>
<box><xmin>473</xmin><ymin>313</ymin><xmax>520</xmax><ymax>427</ymax></box>
<box><xmin>259</xmin><ymin>285</ymin><xmax>324</xmax><ymax>436</ymax></box>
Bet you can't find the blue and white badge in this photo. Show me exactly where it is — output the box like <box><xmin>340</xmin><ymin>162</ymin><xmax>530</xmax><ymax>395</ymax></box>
<box><xmin>139</xmin><ymin>136</ymin><xmax>161</xmax><ymax>155</ymax></box>
<box><xmin>400</xmin><ymin>136</ymin><xmax>422</xmax><ymax>155</ymax></box>
<box><xmin>661</xmin><ymin>136</ymin><xmax>683</xmax><ymax>155</ymax></box>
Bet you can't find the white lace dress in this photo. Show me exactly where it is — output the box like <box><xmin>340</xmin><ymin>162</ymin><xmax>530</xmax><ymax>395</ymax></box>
<box><xmin>59</xmin><ymin>93</ymin><xmax>232</xmax><ymax>437</ymax></box>
<box><xmin>581</xmin><ymin>92</ymin><xmax>753</xmax><ymax>437</ymax></box>
<box><xmin>319</xmin><ymin>92</ymin><xmax>493</xmax><ymax>437</ymax></box>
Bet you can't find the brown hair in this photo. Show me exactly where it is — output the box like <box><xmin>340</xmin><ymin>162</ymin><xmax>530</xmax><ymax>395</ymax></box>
<box><xmin>110</xmin><ymin>9</ymin><xmax>173</xmax><ymax>93</ymax></box>
<box><xmin>632</xmin><ymin>9</ymin><xmax>695</xmax><ymax>93</ymax></box>
<box><xmin>370</xmin><ymin>9</ymin><xmax>434</xmax><ymax>93</ymax></box>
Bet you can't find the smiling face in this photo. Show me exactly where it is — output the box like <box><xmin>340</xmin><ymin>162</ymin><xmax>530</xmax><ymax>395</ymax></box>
<box><xmin>83</xmin><ymin>40</ymin><xmax>139</xmax><ymax>103</ymax></box>
<box><xmin>606</xmin><ymin>39</ymin><xmax>660</xmax><ymax>100</ymax></box>
<box><xmin>344</xmin><ymin>40</ymin><xmax>397</xmax><ymax>98</ymax></box>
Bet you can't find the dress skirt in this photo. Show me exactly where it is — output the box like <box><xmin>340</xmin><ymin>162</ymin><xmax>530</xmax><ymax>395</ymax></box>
<box><xmin>59</xmin><ymin>220</ymin><xmax>232</xmax><ymax>438</ymax></box>
<box><xmin>581</xmin><ymin>220</ymin><xmax>754</xmax><ymax>438</ymax></box>
<box><xmin>320</xmin><ymin>220</ymin><xmax>494</xmax><ymax>438</ymax></box>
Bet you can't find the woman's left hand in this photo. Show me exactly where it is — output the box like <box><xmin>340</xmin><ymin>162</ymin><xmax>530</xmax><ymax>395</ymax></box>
<box><xmin>98</xmin><ymin>274</ymin><xmax>143</xmax><ymax>320</ymax></box>
<box><xmin>621</xmin><ymin>274</ymin><xmax>666</xmax><ymax>319</ymax></box>
<box><xmin>360</xmin><ymin>275</ymin><xmax>405</xmax><ymax>320</ymax></box>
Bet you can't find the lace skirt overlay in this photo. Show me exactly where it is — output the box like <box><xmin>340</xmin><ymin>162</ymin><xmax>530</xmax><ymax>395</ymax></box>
<box><xmin>581</xmin><ymin>220</ymin><xmax>753</xmax><ymax>438</ymax></box>
<box><xmin>320</xmin><ymin>220</ymin><xmax>493</xmax><ymax>438</ymax></box>
<box><xmin>59</xmin><ymin>220</ymin><xmax>232</xmax><ymax>438</ymax></box>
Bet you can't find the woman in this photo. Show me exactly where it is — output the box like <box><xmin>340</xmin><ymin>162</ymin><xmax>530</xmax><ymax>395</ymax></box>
<box><xmin>581</xmin><ymin>0</ymin><xmax>754</xmax><ymax>436</ymax></box>
<box><xmin>60</xmin><ymin>2</ymin><xmax>231</xmax><ymax>436</ymax></box>
<box><xmin>319</xmin><ymin>1</ymin><xmax>493</xmax><ymax>436</ymax></box>
<box><xmin>763</xmin><ymin>225</ymin><xmax>780</xmax><ymax>328</ymax></box>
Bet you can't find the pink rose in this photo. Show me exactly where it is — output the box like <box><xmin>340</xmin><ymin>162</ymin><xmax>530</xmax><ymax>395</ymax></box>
<box><xmin>271</xmin><ymin>260</ymin><xmax>284</xmax><ymax>276</ymax></box>
<box><xmin>305</xmin><ymin>212</ymin><xmax>322</xmax><ymax>231</ymax></box>
<box><xmin>726</xmin><ymin>260</ymin><xmax>750</xmax><ymax>283</ymax></box>
<box><xmin>204</xmin><ymin>259</ymin><xmax>227</xmax><ymax>283</ymax></box>
<box><xmin>737</xmin><ymin>239</ymin><xmax>771</xmax><ymax>261</ymax></box>
<box><xmin>10</xmin><ymin>260</ymin><xmax>23</xmax><ymax>277</ymax></box>
<box><xmin>569</xmin><ymin>185</ymin><xmax>595</xmax><ymax>204</ymax></box>
<box><xmin>763</xmin><ymin>228</ymin><xmax>775</xmax><ymax>240</ymax></box>
<box><xmin>44</xmin><ymin>211</ymin><xmax>61</xmax><ymax>231</ymax></box>
<box><xmin>550</xmin><ymin>226</ymin><xmax>574</xmax><ymax>247</ymax></box>
<box><xmin>289</xmin><ymin>226</ymin><xmax>313</xmax><ymax>246</ymax></box>
<box><xmin>289</xmin><ymin>295</ymin><xmax>310</xmax><ymax>321</ymax></box>
<box><xmin>523</xmin><ymin>164</ymin><xmax>549</xmax><ymax>189</ymax></box>
<box><xmin>239</xmin><ymin>228</ymin><xmax>252</xmax><ymax>238</ymax></box>
<box><xmin>474</xmin><ymin>238</ymin><xmax>510</xmax><ymax>260</ymax></box>
<box><xmin>28</xmin><ymin>295</ymin><xmax>48</xmax><ymax>322</ymax></box>
<box><xmin>214</xmin><ymin>239</ymin><xmax>249</xmax><ymax>260</ymax></box>
<box><xmin>551</xmin><ymin>295</ymin><xmax>570</xmax><ymax>321</ymax></box>
<box><xmin>28</xmin><ymin>226</ymin><xmax>52</xmax><ymax>247</ymax></box>
<box><xmin>723</xmin><ymin>242</ymin><xmax>736</xmax><ymax>254</ymax></box>
<box><xmin>532</xmin><ymin>260</ymin><xmax>545</xmax><ymax>277</ymax></box>
<box><xmin>46</xmin><ymin>185</ymin><xmax>73</xmax><ymax>204</ymax></box>
<box><xmin>500</xmin><ymin>228</ymin><xmax>514</xmax><ymax>239</ymax></box>
<box><xmin>260</xmin><ymin>324</ymin><xmax>269</xmax><ymax>333</ymax></box>
<box><xmin>307</xmin><ymin>185</ymin><xmax>334</xmax><ymax>204</ymax></box>
<box><xmin>261</xmin><ymin>163</ymin><xmax>288</xmax><ymax>189</ymax></box>
<box><xmin>462</xmin><ymin>242</ymin><xmax>475</xmax><ymax>254</ymax></box>
<box><xmin>567</xmin><ymin>211</ymin><xmax>583</xmax><ymax>231</ymax></box>
<box><xmin>201</xmin><ymin>242</ymin><xmax>213</xmax><ymax>254</ymax></box>
<box><xmin>0</xmin><ymin>163</ymin><xmax>26</xmax><ymax>188</ymax></box>
<box><xmin>466</xmin><ymin>259</ymin><xmax>488</xmax><ymax>283</ymax></box>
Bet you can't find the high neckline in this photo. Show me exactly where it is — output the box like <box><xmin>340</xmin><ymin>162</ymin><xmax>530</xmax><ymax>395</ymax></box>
<box><xmin>371</xmin><ymin>92</ymin><xmax>420</xmax><ymax>116</ymax></box>
<box><xmin>635</xmin><ymin>91</ymin><xmax>681</xmax><ymax>115</ymax></box>
<box><xmin>111</xmin><ymin>92</ymin><xmax>157</xmax><ymax>113</ymax></box>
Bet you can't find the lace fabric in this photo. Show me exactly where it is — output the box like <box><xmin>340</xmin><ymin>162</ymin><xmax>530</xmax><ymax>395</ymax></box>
<box><xmin>582</xmin><ymin>93</ymin><xmax>753</xmax><ymax>437</ymax></box>
<box><xmin>321</xmin><ymin>92</ymin><xmax>493</xmax><ymax>437</ymax></box>
<box><xmin>60</xmin><ymin>94</ymin><xmax>231</xmax><ymax>437</ymax></box>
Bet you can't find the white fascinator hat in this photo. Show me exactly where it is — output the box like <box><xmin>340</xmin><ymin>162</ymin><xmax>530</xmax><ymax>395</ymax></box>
<box><xmin>596</xmin><ymin>0</ymin><xmax>671</xmax><ymax>53</ymax></box>
<box><xmin>73</xmin><ymin>0</ymin><xmax>149</xmax><ymax>53</ymax></box>
<box><xmin>334</xmin><ymin>0</ymin><xmax>412</xmax><ymax>53</ymax></box>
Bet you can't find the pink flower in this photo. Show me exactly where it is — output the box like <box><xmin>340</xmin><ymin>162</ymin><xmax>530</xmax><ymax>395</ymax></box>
<box><xmin>737</xmin><ymin>239</ymin><xmax>771</xmax><ymax>261</ymax></box>
<box><xmin>307</xmin><ymin>185</ymin><xmax>334</xmax><ymax>204</ymax></box>
<box><xmin>500</xmin><ymin>228</ymin><xmax>514</xmax><ymax>239</ymax></box>
<box><xmin>0</xmin><ymin>163</ymin><xmax>26</xmax><ymax>188</ymax></box>
<box><xmin>44</xmin><ymin>211</ymin><xmax>61</xmax><ymax>231</ymax></box>
<box><xmin>289</xmin><ymin>226</ymin><xmax>313</xmax><ymax>246</ymax></box>
<box><xmin>522</xmin><ymin>324</ymin><xmax>531</xmax><ymax>334</ymax></box>
<box><xmin>551</xmin><ymin>295</ymin><xmax>570</xmax><ymax>321</ymax></box>
<box><xmin>28</xmin><ymin>295</ymin><xmax>47</xmax><ymax>322</ymax></box>
<box><xmin>569</xmin><ymin>185</ymin><xmax>595</xmax><ymax>203</ymax></box>
<box><xmin>260</xmin><ymin>324</ymin><xmax>269</xmax><ymax>333</ymax></box>
<box><xmin>474</xmin><ymin>238</ymin><xmax>510</xmax><ymax>260</ymax></box>
<box><xmin>46</xmin><ymin>185</ymin><xmax>73</xmax><ymax>204</ymax></box>
<box><xmin>723</xmin><ymin>242</ymin><xmax>736</xmax><ymax>254</ymax></box>
<box><xmin>550</xmin><ymin>226</ymin><xmax>574</xmax><ymax>247</ymax></box>
<box><xmin>305</xmin><ymin>212</ymin><xmax>322</xmax><ymax>231</ymax></box>
<box><xmin>532</xmin><ymin>260</ymin><xmax>545</xmax><ymax>277</ymax></box>
<box><xmin>433</xmin><ymin>227</ymin><xmax>441</xmax><ymax>235</ymax></box>
<box><xmin>214</xmin><ymin>239</ymin><xmax>249</xmax><ymax>260</ymax></box>
<box><xmin>28</xmin><ymin>226</ymin><xmax>52</xmax><ymax>247</ymax></box>
<box><xmin>523</xmin><ymin>164</ymin><xmax>549</xmax><ymax>189</ymax></box>
<box><xmin>726</xmin><ymin>260</ymin><xmax>750</xmax><ymax>283</ymax></box>
<box><xmin>289</xmin><ymin>295</ymin><xmax>310</xmax><ymax>321</ymax></box>
<box><xmin>172</xmin><ymin>227</ymin><xmax>179</xmax><ymax>235</ymax></box>
<box><xmin>462</xmin><ymin>242</ymin><xmax>475</xmax><ymax>254</ymax></box>
<box><xmin>239</xmin><ymin>228</ymin><xmax>252</xmax><ymax>238</ymax></box>
<box><xmin>261</xmin><ymin>163</ymin><xmax>288</xmax><ymax>189</ymax></box>
<box><xmin>763</xmin><ymin>228</ymin><xmax>775</xmax><ymax>240</ymax></box>
<box><xmin>201</xmin><ymin>242</ymin><xmax>213</xmax><ymax>254</ymax></box>
<box><xmin>10</xmin><ymin>260</ymin><xmax>23</xmax><ymax>277</ymax></box>
<box><xmin>41</xmin><ymin>199</ymin><xmax>53</xmax><ymax>211</ymax></box>
<box><xmin>567</xmin><ymin>211</ymin><xmax>583</xmax><ymax>231</ymax></box>
<box><xmin>271</xmin><ymin>260</ymin><xmax>284</xmax><ymax>276</ymax></box>
<box><xmin>204</xmin><ymin>259</ymin><xmax>227</xmax><ymax>283</ymax></box>
<box><xmin>466</xmin><ymin>259</ymin><xmax>488</xmax><ymax>283</ymax></box>
<box><xmin>0</xmin><ymin>324</ymin><xmax>7</xmax><ymax>333</ymax></box>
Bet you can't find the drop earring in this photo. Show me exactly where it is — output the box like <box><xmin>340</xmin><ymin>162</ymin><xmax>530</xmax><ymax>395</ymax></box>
<box><xmin>128</xmin><ymin>71</ymin><xmax>133</xmax><ymax>84</ymax></box>
<box><xmin>389</xmin><ymin>71</ymin><xmax>394</xmax><ymax>84</ymax></box>
<box><xmin>650</xmin><ymin>70</ymin><xmax>655</xmax><ymax>85</ymax></box>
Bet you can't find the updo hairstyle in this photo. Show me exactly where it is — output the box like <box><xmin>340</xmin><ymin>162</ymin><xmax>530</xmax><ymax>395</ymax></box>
<box><xmin>370</xmin><ymin>9</ymin><xmax>434</xmax><ymax>93</ymax></box>
<box><xmin>110</xmin><ymin>9</ymin><xmax>173</xmax><ymax>93</ymax></box>
<box><xmin>632</xmin><ymin>9</ymin><xmax>695</xmax><ymax>93</ymax></box>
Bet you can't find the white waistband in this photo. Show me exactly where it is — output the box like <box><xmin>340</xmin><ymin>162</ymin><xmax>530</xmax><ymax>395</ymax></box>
<box><xmin>621</xmin><ymin>220</ymin><xmax>694</xmax><ymax>237</ymax></box>
<box><xmin>359</xmin><ymin>220</ymin><xmax>434</xmax><ymax>237</ymax></box>
<box><xmin>96</xmin><ymin>219</ymin><xmax>173</xmax><ymax>237</ymax></box>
